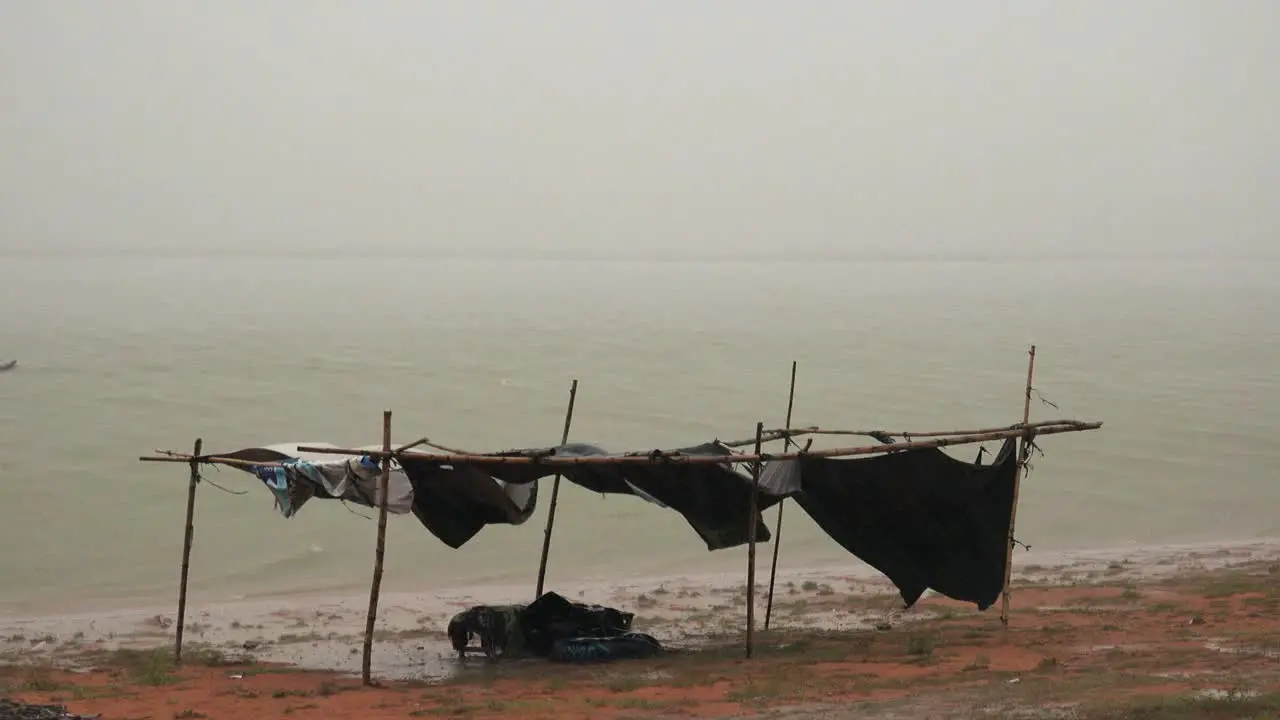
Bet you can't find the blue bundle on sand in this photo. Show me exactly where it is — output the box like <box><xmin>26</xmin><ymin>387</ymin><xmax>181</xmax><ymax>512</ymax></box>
<box><xmin>549</xmin><ymin>632</ymin><xmax>663</xmax><ymax>663</ymax></box>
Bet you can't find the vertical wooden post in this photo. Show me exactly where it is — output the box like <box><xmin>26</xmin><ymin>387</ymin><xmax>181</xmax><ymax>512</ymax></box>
<box><xmin>535</xmin><ymin>379</ymin><xmax>580</xmax><ymax>598</ymax></box>
<box><xmin>745</xmin><ymin>421</ymin><xmax>764</xmax><ymax>659</ymax></box>
<box><xmin>174</xmin><ymin>437</ymin><xmax>202</xmax><ymax>664</ymax></box>
<box><xmin>362</xmin><ymin>410</ymin><xmax>392</xmax><ymax>686</ymax></box>
<box><xmin>1000</xmin><ymin>345</ymin><xmax>1037</xmax><ymax>627</ymax></box>
<box><xmin>764</xmin><ymin>361</ymin><xmax>798</xmax><ymax>630</ymax></box>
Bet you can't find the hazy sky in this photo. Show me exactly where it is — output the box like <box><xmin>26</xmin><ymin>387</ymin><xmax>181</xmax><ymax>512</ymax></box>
<box><xmin>1</xmin><ymin>2</ymin><xmax>1276</xmax><ymax>259</ymax></box>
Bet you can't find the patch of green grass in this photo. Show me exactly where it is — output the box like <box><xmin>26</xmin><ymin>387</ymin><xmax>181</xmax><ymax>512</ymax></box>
<box><xmin>616</xmin><ymin>698</ymin><xmax>673</xmax><ymax>710</ymax></box>
<box><xmin>93</xmin><ymin>648</ymin><xmax>179</xmax><ymax>686</ymax></box>
<box><xmin>1035</xmin><ymin>656</ymin><xmax>1060</xmax><ymax>672</ymax></box>
<box><xmin>1078</xmin><ymin>690</ymin><xmax>1280</xmax><ymax>719</ymax></box>
<box><xmin>906</xmin><ymin>633</ymin><xmax>936</xmax><ymax>658</ymax></box>
<box><xmin>271</xmin><ymin>689</ymin><xmax>311</xmax><ymax>699</ymax></box>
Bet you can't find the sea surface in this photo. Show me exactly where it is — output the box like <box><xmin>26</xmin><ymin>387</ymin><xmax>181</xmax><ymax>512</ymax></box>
<box><xmin>0</xmin><ymin>255</ymin><xmax>1275</xmax><ymax>616</ymax></box>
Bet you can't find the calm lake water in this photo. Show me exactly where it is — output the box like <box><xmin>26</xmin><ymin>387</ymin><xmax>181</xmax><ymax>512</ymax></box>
<box><xmin>0</xmin><ymin>255</ymin><xmax>1275</xmax><ymax>615</ymax></box>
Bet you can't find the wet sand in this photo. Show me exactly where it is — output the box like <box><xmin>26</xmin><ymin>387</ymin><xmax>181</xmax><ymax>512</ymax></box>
<box><xmin>2</xmin><ymin>539</ymin><xmax>1279</xmax><ymax>718</ymax></box>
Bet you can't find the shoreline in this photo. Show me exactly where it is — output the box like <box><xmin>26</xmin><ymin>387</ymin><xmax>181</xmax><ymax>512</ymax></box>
<box><xmin>6</xmin><ymin>535</ymin><xmax>1278</xmax><ymax>619</ymax></box>
<box><xmin>3</xmin><ymin>537</ymin><xmax>1280</xmax><ymax>718</ymax></box>
<box><xmin>4</xmin><ymin>537</ymin><xmax>1279</xmax><ymax>682</ymax></box>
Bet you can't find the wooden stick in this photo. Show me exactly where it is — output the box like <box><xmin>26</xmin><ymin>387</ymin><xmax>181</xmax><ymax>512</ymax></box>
<box><xmin>1001</xmin><ymin>346</ymin><xmax>1037</xmax><ymax>627</ymax></box>
<box><xmin>535</xmin><ymin>379</ymin><xmax>580</xmax><ymax>598</ymax></box>
<box><xmin>174</xmin><ymin>438</ymin><xmax>201</xmax><ymax>664</ymax></box>
<box><xmin>421</xmin><ymin>440</ymin><xmax>477</xmax><ymax>455</ymax></box>
<box><xmin>139</xmin><ymin>454</ymin><xmax>286</xmax><ymax>469</ymax></box>
<box><xmin>362</xmin><ymin>411</ymin><xmax>392</xmax><ymax>686</ymax></box>
<box><xmin>764</xmin><ymin>362</ymin><xmax>798</xmax><ymax>631</ymax></box>
<box><xmin>140</xmin><ymin>418</ymin><xmax>1098</xmax><ymax>469</ymax></box>
<box><xmin>757</xmin><ymin>418</ymin><xmax>1092</xmax><ymax>440</ymax></box>
<box><xmin>395</xmin><ymin>437</ymin><xmax>429</xmax><ymax>454</ymax></box>
<box><xmin>718</xmin><ymin>427</ymin><xmax>819</xmax><ymax>448</ymax></box>
<box><xmin>745</xmin><ymin>421</ymin><xmax>764</xmax><ymax>659</ymax></box>
<box><xmin>294</xmin><ymin>420</ymin><xmax>1101</xmax><ymax>466</ymax></box>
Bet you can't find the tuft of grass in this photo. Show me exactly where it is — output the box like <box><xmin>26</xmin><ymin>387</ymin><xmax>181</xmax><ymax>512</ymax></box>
<box><xmin>23</xmin><ymin>666</ymin><xmax>64</xmax><ymax>692</ymax></box>
<box><xmin>95</xmin><ymin>648</ymin><xmax>179</xmax><ymax>686</ymax></box>
<box><xmin>906</xmin><ymin>633</ymin><xmax>936</xmax><ymax>658</ymax></box>
<box><xmin>185</xmin><ymin>645</ymin><xmax>245</xmax><ymax>667</ymax></box>
<box><xmin>1078</xmin><ymin>690</ymin><xmax>1280</xmax><ymax>719</ymax></box>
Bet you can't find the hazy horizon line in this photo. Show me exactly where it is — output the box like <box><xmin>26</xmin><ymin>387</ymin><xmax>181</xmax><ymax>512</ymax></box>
<box><xmin>1</xmin><ymin>248</ymin><xmax>1272</xmax><ymax>262</ymax></box>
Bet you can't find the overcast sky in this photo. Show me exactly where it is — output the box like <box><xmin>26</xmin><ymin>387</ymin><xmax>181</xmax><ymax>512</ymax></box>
<box><xmin>1</xmin><ymin>2</ymin><xmax>1275</xmax><ymax>259</ymax></box>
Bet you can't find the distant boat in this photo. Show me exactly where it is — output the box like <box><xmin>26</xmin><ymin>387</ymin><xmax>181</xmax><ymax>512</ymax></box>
<box><xmin>0</xmin><ymin>360</ymin><xmax>16</xmax><ymax>372</ymax></box>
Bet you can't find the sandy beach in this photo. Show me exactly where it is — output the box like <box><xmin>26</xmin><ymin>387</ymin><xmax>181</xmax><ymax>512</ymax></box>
<box><xmin>3</xmin><ymin>538</ymin><xmax>1279</xmax><ymax>718</ymax></box>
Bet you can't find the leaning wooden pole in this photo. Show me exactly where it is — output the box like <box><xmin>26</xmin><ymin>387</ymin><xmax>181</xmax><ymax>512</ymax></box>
<box><xmin>535</xmin><ymin>379</ymin><xmax>580</xmax><ymax>598</ymax></box>
<box><xmin>174</xmin><ymin>437</ymin><xmax>202</xmax><ymax>664</ymax></box>
<box><xmin>1001</xmin><ymin>345</ymin><xmax>1037</xmax><ymax>627</ymax></box>
<box><xmin>293</xmin><ymin>421</ymin><xmax>1099</xmax><ymax>467</ymax></box>
<box><xmin>745</xmin><ymin>421</ymin><xmax>764</xmax><ymax>659</ymax></box>
<box><xmin>362</xmin><ymin>410</ymin><xmax>393</xmax><ymax>686</ymax></box>
<box><xmin>764</xmin><ymin>362</ymin><xmax>797</xmax><ymax>630</ymax></box>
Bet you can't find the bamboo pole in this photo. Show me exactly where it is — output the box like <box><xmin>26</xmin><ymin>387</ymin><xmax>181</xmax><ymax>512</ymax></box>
<box><xmin>395</xmin><ymin>437</ymin><xmax>430</xmax><ymax>454</ymax></box>
<box><xmin>535</xmin><ymin>379</ymin><xmax>580</xmax><ymax>598</ymax></box>
<box><xmin>139</xmin><ymin>454</ymin><xmax>286</xmax><ymax>469</ymax></box>
<box><xmin>1001</xmin><ymin>346</ymin><xmax>1037</xmax><ymax>627</ymax></box>
<box><xmin>717</xmin><ymin>427</ymin><xmax>819</xmax><ymax>448</ymax></box>
<box><xmin>362</xmin><ymin>411</ymin><xmax>393</xmax><ymax>686</ymax></box>
<box><xmin>745</xmin><ymin>421</ymin><xmax>763</xmax><ymax>659</ymax></box>
<box><xmin>764</xmin><ymin>362</ymin><xmax>798</xmax><ymax>631</ymax></box>
<box><xmin>756</xmin><ymin>418</ymin><xmax>1090</xmax><ymax>441</ymax></box>
<box><xmin>174</xmin><ymin>437</ymin><xmax>201</xmax><ymax>664</ymax></box>
<box><xmin>139</xmin><ymin>419</ymin><xmax>1099</xmax><ymax>469</ymax></box>
<box><xmin>292</xmin><ymin>420</ymin><xmax>1101</xmax><ymax>467</ymax></box>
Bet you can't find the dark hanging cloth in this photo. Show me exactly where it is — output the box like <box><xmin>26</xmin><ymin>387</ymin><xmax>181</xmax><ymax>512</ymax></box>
<box><xmin>398</xmin><ymin>441</ymin><xmax>775</xmax><ymax>551</ymax></box>
<box><xmin>399</xmin><ymin>462</ymin><xmax>538</xmax><ymax>549</ymax></box>
<box><xmin>553</xmin><ymin>442</ymin><xmax>778</xmax><ymax>551</ymax></box>
<box><xmin>792</xmin><ymin>437</ymin><xmax>1019</xmax><ymax>610</ymax></box>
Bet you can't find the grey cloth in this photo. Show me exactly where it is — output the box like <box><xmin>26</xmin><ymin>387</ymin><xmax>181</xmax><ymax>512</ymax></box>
<box><xmin>756</xmin><ymin>459</ymin><xmax>803</xmax><ymax>496</ymax></box>
<box><xmin>258</xmin><ymin>443</ymin><xmax>415</xmax><ymax>515</ymax></box>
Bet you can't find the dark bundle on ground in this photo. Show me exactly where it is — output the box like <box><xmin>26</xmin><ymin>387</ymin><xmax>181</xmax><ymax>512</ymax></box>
<box><xmin>0</xmin><ymin>699</ymin><xmax>97</xmax><ymax>720</ymax></box>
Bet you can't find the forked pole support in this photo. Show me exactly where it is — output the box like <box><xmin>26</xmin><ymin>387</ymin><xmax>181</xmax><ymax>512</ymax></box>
<box><xmin>763</xmin><ymin>361</ymin><xmax>798</xmax><ymax>630</ymax></box>
<box><xmin>1001</xmin><ymin>345</ymin><xmax>1037</xmax><ymax>627</ymax></box>
<box><xmin>174</xmin><ymin>437</ymin><xmax>201</xmax><ymax>664</ymax></box>
<box><xmin>745</xmin><ymin>421</ymin><xmax>764</xmax><ymax>658</ymax></box>
<box><xmin>362</xmin><ymin>410</ymin><xmax>393</xmax><ymax>685</ymax></box>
